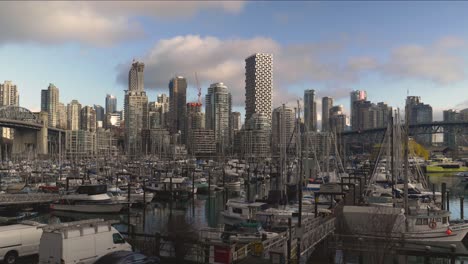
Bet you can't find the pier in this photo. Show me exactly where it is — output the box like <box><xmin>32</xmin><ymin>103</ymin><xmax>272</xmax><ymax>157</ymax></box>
<box><xmin>0</xmin><ymin>193</ymin><xmax>59</xmax><ymax>206</ymax></box>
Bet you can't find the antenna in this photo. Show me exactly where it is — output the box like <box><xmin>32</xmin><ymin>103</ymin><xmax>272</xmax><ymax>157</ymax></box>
<box><xmin>195</xmin><ymin>72</ymin><xmax>202</xmax><ymax>104</ymax></box>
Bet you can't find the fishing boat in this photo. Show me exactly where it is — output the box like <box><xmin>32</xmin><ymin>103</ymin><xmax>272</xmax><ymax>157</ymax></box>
<box><xmin>50</xmin><ymin>185</ymin><xmax>123</xmax><ymax>213</ymax></box>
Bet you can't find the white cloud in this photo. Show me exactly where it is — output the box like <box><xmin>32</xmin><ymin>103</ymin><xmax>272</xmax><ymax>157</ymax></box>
<box><xmin>0</xmin><ymin>1</ymin><xmax>246</xmax><ymax>46</ymax></box>
<box><xmin>118</xmin><ymin>35</ymin><xmax>468</xmax><ymax>108</ymax></box>
<box><xmin>116</xmin><ymin>35</ymin><xmax>364</xmax><ymax>106</ymax></box>
<box><xmin>380</xmin><ymin>41</ymin><xmax>465</xmax><ymax>84</ymax></box>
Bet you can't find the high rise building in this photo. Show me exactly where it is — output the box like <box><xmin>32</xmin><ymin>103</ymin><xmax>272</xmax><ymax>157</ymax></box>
<box><xmin>304</xmin><ymin>89</ymin><xmax>317</xmax><ymax>132</ymax></box>
<box><xmin>230</xmin><ymin>112</ymin><xmax>242</xmax><ymax>151</ymax></box>
<box><xmin>81</xmin><ymin>106</ymin><xmax>97</xmax><ymax>132</ymax></box>
<box><xmin>329</xmin><ymin>105</ymin><xmax>346</xmax><ymax>133</ymax></box>
<box><xmin>57</xmin><ymin>102</ymin><xmax>67</xmax><ymax>130</ymax></box>
<box><xmin>350</xmin><ymin>90</ymin><xmax>367</xmax><ymax>130</ymax></box>
<box><xmin>187</xmin><ymin>103</ymin><xmax>205</xmax><ymax>131</ymax></box>
<box><xmin>125</xmin><ymin>61</ymin><xmax>149</xmax><ymax>156</ymax></box>
<box><xmin>375</xmin><ymin>102</ymin><xmax>391</xmax><ymax>128</ymax></box>
<box><xmin>406</xmin><ymin>96</ymin><xmax>433</xmax><ymax>146</ymax></box>
<box><xmin>230</xmin><ymin>112</ymin><xmax>242</xmax><ymax>131</ymax></box>
<box><xmin>94</xmin><ymin>105</ymin><xmax>105</xmax><ymax>123</ymax></box>
<box><xmin>41</xmin><ymin>83</ymin><xmax>59</xmax><ymax>127</ymax></box>
<box><xmin>106</xmin><ymin>113</ymin><xmax>121</xmax><ymax>128</ymax></box>
<box><xmin>169</xmin><ymin>76</ymin><xmax>187</xmax><ymax>141</ymax></box>
<box><xmin>322</xmin><ymin>97</ymin><xmax>333</xmax><ymax>132</ymax></box>
<box><xmin>205</xmin><ymin>82</ymin><xmax>231</xmax><ymax>153</ymax></box>
<box><xmin>271</xmin><ymin>105</ymin><xmax>295</xmax><ymax>156</ymax></box>
<box><xmin>105</xmin><ymin>94</ymin><xmax>117</xmax><ymax>114</ymax></box>
<box><xmin>245</xmin><ymin>53</ymin><xmax>273</xmax><ymax>124</ymax></box>
<box><xmin>240</xmin><ymin>113</ymin><xmax>271</xmax><ymax>161</ymax></box>
<box><xmin>0</xmin><ymin>81</ymin><xmax>19</xmax><ymax>106</ymax></box>
<box><xmin>443</xmin><ymin>109</ymin><xmax>459</xmax><ymax>148</ymax></box>
<box><xmin>67</xmin><ymin>100</ymin><xmax>82</xmax><ymax>131</ymax></box>
<box><xmin>128</xmin><ymin>60</ymin><xmax>145</xmax><ymax>91</ymax></box>
<box><xmin>0</xmin><ymin>81</ymin><xmax>19</xmax><ymax>139</ymax></box>
<box><xmin>157</xmin><ymin>94</ymin><xmax>169</xmax><ymax>128</ymax></box>
<box><xmin>186</xmin><ymin>102</ymin><xmax>212</xmax><ymax>155</ymax></box>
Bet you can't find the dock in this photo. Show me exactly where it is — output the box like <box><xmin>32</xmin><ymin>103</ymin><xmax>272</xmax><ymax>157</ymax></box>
<box><xmin>199</xmin><ymin>215</ymin><xmax>336</xmax><ymax>263</ymax></box>
<box><xmin>0</xmin><ymin>193</ymin><xmax>60</xmax><ymax>206</ymax></box>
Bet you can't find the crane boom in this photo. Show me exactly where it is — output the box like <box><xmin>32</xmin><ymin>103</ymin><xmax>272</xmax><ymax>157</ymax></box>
<box><xmin>195</xmin><ymin>72</ymin><xmax>202</xmax><ymax>104</ymax></box>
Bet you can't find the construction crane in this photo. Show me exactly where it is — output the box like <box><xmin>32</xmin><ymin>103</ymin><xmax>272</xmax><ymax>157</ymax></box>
<box><xmin>195</xmin><ymin>72</ymin><xmax>202</xmax><ymax>105</ymax></box>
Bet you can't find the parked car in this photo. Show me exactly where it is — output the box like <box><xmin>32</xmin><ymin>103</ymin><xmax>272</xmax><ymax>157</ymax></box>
<box><xmin>94</xmin><ymin>251</ymin><xmax>160</xmax><ymax>264</ymax></box>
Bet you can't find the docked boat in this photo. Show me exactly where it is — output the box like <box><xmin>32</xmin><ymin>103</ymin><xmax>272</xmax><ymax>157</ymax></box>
<box><xmin>50</xmin><ymin>185</ymin><xmax>123</xmax><ymax>213</ymax></box>
<box><xmin>146</xmin><ymin>177</ymin><xmax>194</xmax><ymax>200</ymax></box>
<box><xmin>343</xmin><ymin>202</ymin><xmax>468</xmax><ymax>242</ymax></box>
<box><xmin>425</xmin><ymin>157</ymin><xmax>468</xmax><ymax>173</ymax></box>
<box><xmin>117</xmin><ymin>186</ymin><xmax>154</xmax><ymax>204</ymax></box>
<box><xmin>221</xmin><ymin>199</ymin><xmax>269</xmax><ymax>226</ymax></box>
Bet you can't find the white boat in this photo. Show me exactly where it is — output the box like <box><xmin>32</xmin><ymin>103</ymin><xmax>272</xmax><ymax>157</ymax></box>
<box><xmin>50</xmin><ymin>185</ymin><xmax>123</xmax><ymax>213</ymax></box>
<box><xmin>343</xmin><ymin>202</ymin><xmax>468</xmax><ymax>242</ymax></box>
<box><xmin>221</xmin><ymin>199</ymin><xmax>269</xmax><ymax>226</ymax></box>
<box><xmin>117</xmin><ymin>186</ymin><xmax>154</xmax><ymax>204</ymax></box>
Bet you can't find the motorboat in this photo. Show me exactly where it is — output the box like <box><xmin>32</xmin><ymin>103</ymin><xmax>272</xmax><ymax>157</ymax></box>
<box><xmin>426</xmin><ymin>157</ymin><xmax>468</xmax><ymax>173</ymax></box>
<box><xmin>50</xmin><ymin>185</ymin><xmax>123</xmax><ymax>213</ymax></box>
<box><xmin>221</xmin><ymin>199</ymin><xmax>269</xmax><ymax>226</ymax></box>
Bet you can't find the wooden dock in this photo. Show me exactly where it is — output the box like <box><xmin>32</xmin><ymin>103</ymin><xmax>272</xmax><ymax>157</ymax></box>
<box><xmin>0</xmin><ymin>193</ymin><xmax>59</xmax><ymax>206</ymax></box>
<box><xmin>199</xmin><ymin>215</ymin><xmax>336</xmax><ymax>263</ymax></box>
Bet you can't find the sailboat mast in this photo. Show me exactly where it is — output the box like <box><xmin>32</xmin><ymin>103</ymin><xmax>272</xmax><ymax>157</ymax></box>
<box><xmin>404</xmin><ymin>104</ymin><xmax>410</xmax><ymax>222</ymax></box>
<box><xmin>390</xmin><ymin>111</ymin><xmax>395</xmax><ymax>207</ymax></box>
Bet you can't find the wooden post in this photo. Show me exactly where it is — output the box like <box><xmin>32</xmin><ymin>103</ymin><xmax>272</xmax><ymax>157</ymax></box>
<box><xmin>223</xmin><ymin>168</ymin><xmax>227</xmax><ymax>205</ymax></box>
<box><xmin>247</xmin><ymin>168</ymin><xmax>251</xmax><ymax>202</ymax></box>
<box><xmin>287</xmin><ymin>218</ymin><xmax>292</xmax><ymax>262</ymax></box>
<box><xmin>447</xmin><ymin>191</ymin><xmax>450</xmax><ymax>212</ymax></box>
<box><xmin>461</xmin><ymin>196</ymin><xmax>464</xmax><ymax>220</ymax></box>
<box><xmin>314</xmin><ymin>193</ymin><xmax>318</xmax><ymax>217</ymax></box>
<box><xmin>208</xmin><ymin>169</ymin><xmax>211</xmax><ymax>198</ymax></box>
<box><xmin>441</xmin><ymin>183</ymin><xmax>446</xmax><ymax>210</ymax></box>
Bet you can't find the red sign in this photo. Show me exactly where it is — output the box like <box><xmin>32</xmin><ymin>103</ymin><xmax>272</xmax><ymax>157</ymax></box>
<box><xmin>214</xmin><ymin>245</ymin><xmax>231</xmax><ymax>264</ymax></box>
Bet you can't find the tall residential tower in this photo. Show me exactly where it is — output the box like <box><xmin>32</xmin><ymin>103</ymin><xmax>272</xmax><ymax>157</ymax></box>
<box><xmin>169</xmin><ymin>76</ymin><xmax>187</xmax><ymax>142</ymax></box>
<box><xmin>304</xmin><ymin>89</ymin><xmax>317</xmax><ymax>132</ymax></box>
<box><xmin>205</xmin><ymin>82</ymin><xmax>232</xmax><ymax>153</ymax></box>
<box><xmin>41</xmin><ymin>83</ymin><xmax>59</xmax><ymax>127</ymax></box>
<box><xmin>245</xmin><ymin>53</ymin><xmax>273</xmax><ymax>124</ymax></box>
<box><xmin>125</xmin><ymin>61</ymin><xmax>149</xmax><ymax>155</ymax></box>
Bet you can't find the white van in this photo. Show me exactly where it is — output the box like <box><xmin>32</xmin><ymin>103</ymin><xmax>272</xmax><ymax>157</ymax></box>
<box><xmin>38</xmin><ymin>219</ymin><xmax>132</xmax><ymax>264</ymax></box>
<box><xmin>0</xmin><ymin>221</ymin><xmax>44</xmax><ymax>264</ymax></box>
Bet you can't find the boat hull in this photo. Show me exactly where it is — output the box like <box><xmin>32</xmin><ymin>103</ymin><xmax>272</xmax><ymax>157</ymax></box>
<box><xmin>426</xmin><ymin>166</ymin><xmax>468</xmax><ymax>173</ymax></box>
<box><xmin>50</xmin><ymin>203</ymin><xmax>123</xmax><ymax>213</ymax></box>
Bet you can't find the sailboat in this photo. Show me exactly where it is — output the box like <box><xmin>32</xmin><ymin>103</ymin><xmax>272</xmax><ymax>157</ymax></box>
<box><xmin>344</xmin><ymin>108</ymin><xmax>468</xmax><ymax>242</ymax></box>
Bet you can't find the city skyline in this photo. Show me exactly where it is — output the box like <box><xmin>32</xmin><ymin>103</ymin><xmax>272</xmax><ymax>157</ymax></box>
<box><xmin>1</xmin><ymin>2</ymin><xmax>468</xmax><ymax>121</ymax></box>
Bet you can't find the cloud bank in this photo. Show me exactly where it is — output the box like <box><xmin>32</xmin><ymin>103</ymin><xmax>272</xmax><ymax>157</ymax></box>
<box><xmin>116</xmin><ymin>35</ymin><xmax>466</xmax><ymax>107</ymax></box>
<box><xmin>0</xmin><ymin>2</ymin><xmax>245</xmax><ymax>46</ymax></box>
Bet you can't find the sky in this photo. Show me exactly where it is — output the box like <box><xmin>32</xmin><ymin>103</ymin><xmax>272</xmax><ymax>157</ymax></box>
<box><xmin>1</xmin><ymin>1</ymin><xmax>468</xmax><ymax>123</ymax></box>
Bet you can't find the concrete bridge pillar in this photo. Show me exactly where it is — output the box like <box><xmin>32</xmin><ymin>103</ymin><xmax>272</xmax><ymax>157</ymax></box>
<box><xmin>37</xmin><ymin>111</ymin><xmax>48</xmax><ymax>155</ymax></box>
<box><xmin>12</xmin><ymin>129</ymin><xmax>37</xmax><ymax>155</ymax></box>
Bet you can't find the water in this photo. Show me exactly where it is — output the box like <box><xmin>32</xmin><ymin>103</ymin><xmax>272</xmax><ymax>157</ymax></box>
<box><xmin>28</xmin><ymin>180</ymin><xmax>271</xmax><ymax>232</ymax></box>
<box><xmin>428</xmin><ymin>173</ymin><xmax>468</xmax><ymax>220</ymax></box>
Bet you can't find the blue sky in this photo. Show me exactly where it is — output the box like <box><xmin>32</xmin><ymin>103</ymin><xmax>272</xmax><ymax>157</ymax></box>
<box><xmin>1</xmin><ymin>1</ymin><xmax>467</xmax><ymax>121</ymax></box>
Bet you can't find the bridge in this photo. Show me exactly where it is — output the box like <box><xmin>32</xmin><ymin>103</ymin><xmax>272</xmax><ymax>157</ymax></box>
<box><xmin>0</xmin><ymin>105</ymin><xmax>65</xmax><ymax>157</ymax></box>
<box><xmin>338</xmin><ymin>121</ymin><xmax>468</xmax><ymax>148</ymax></box>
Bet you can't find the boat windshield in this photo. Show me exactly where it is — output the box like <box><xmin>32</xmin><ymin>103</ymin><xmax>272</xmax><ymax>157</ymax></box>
<box><xmin>76</xmin><ymin>185</ymin><xmax>107</xmax><ymax>195</ymax></box>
